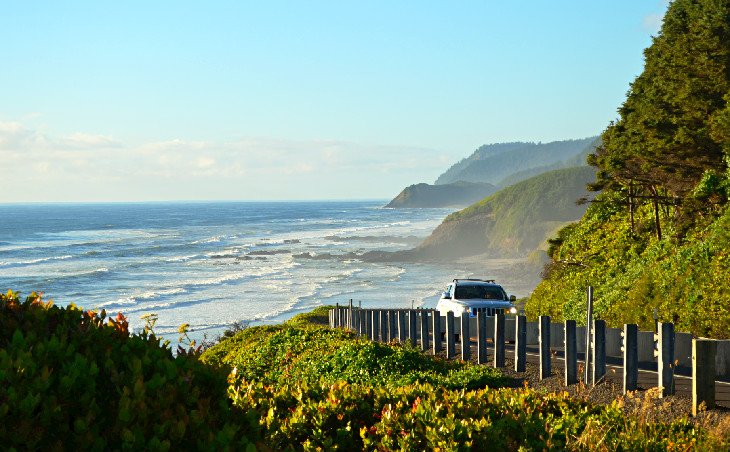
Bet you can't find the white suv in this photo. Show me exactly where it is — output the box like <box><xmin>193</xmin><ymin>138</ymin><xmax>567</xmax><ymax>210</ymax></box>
<box><xmin>436</xmin><ymin>279</ymin><xmax>517</xmax><ymax>317</ymax></box>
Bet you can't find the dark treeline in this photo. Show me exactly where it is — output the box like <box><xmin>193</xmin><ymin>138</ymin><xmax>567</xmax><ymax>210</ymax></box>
<box><xmin>528</xmin><ymin>0</ymin><xmax>730</xmax><ymax>337</ymax></box>
<box><xmin>588</xmin><ymin>0</ymin><xmax>730</xmax><ymax>238</ymax></box>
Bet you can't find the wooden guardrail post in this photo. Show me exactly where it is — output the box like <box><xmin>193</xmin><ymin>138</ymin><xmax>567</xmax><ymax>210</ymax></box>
<box><xmin>623</xmin><ymin>324</ymin><xmax>638</xmax><ymax>393</ymax></box>
<box><xmin>432</xmin><ymin>310</ymin><xmax>442</xmax><ymax>354</ymax></box>
<box><xmin>494</xmin><ymin>313</ymin><xmax>505</xmax><ymax>368</ymax></box>
<box><xmin>657</xmin><ymin>322</ymin><xmax>675</xmax><ymax>396</ymax></box>
<box><xmin>584</xmin><ymin>286</ymin><xmax>594</xmax><ymax>384</ymax></box>
<box><xmin>335</xmin><ymin>303</ymin><xmax>340</xmax><ymax>327</ymax></box>
<box><xmin>420</xmin><ymin>310</ymin><xmax>430</xmax><ymax>351</ymax></box>
<box><xmin>539</xmin><ymin>316</ymin><xmax>551</xmax><ymax>380</ymax></box>
<box><xmin>564</xmin><ymin>320</ymin><xmax>577</xmax><ymax>385</ymax></box>
<box><xmin>390</xmin><ymin>311</ymin><xmax>398</xmax><ymax>342</ymax></box>
<box><xmin>409</xmin><ymin>310</ymin><xmax>418</xmax><ymax>347</ymax></box>
<box><xmin>461</xmin><ymin>314</ymin><xmax>471</xmax><ymax>361</ymax></box>
<box><xmin>446</xmin><ymin>311</ymin><xmax>456</xmax><ymax>359</ymax></box>
<box><xmin>379</xmin><ymin>310</ymin><xmax>388</xmax><ymax>342</ymax></box>
<box><xmin>381</xmin><ymin>311</ymin><xmax>389</xmax><ymax>342</ymax></box>
<box><xmin>372</xmin><ymin>310</ymin><xmax>380</xmax><ymax>341</ymax></box>
<box><xmin>477</xmin><ymin>311</ymin><xmax>487</xmax><ymax>364</ymax></box>
<box><xmin>359</xmin><ymin>309</ymin><xmax>366</xmax><ymax>336</ymax></box>
<box><xmin>515</xmin><ymin>315</ymin><xmax>526</xmax><ymax>372</ymax></box>
<box><xmin>348</xmin><ymin>299</ymin><xmax>353</xmax><ymax>330</ymax></box>
<box><xmin>329</xmin><ymin>308</ymin><xmax>334</xmax><ymax>328</ymax></box>
<box><xmin>397</xmin><ymin>310</ymin><xmax>407</xmax><ymax>342</ymax></box>
<box><xmin>592</xmin><ymin>319</ymin><xmax>606</xmax><ymax>385</ymax></box>
<box><xmin>693</xmin><ymin>339</ymin><xmax>717</xmax><ymax>416</ymax></box>
<box><xmin>365</xmin><ymin>310</ymin><xmax>372</xmax><ymax>339</ymax></box>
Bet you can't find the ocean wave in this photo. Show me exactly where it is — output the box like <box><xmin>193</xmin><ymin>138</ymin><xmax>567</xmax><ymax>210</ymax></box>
<box><xmin>138</xmin><ymin>287</ymin><xmax>187</xmax><ymax>299</ymax></box>
<box><xmin>164</xmin><ymin>254</ymin><xmax>200</xmax><ymax>262</ymax></box>
<box><xmin>95</xmin><ymin>287</ymin><xmax>188</xmax><ymax>310</ymax></box>
<box><xmin>387</xmin><ymin>267</ymin><xmax>407</xmax><ymax>282</ymax></box>
<box><xmin>67</xmin><ymin>267</ymin><xmax>110</xmax><ymax>278</ymax></box>
<box><xmin>0</xmin><ymin>254</ymin><xmax>74</xmax><ymax>268</ymax></box>
<box><xmin>192</xmin><ymin>235</ymin><xmax>224</xmax><ymax>244</ymax></box>
<box><xmin>97</xmin><ymin>297</ymin><xmax>138</xmax><ymax>308</ymax></box>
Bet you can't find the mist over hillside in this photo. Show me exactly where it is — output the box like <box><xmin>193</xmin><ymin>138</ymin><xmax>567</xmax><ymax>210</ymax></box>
<box><xmin>409</xmin><ymin>166</ymin><xmax>596</xmax><ymax>260</ymax></box>
<box><xmin>435</xmin><ymin>137</ymin><xmax>597</xmax><ymax>186</ymax></box>
<box><xmin>385</xmin><ymin>137</ymin><xmax>598</xmax><ymax>208</ymax></box>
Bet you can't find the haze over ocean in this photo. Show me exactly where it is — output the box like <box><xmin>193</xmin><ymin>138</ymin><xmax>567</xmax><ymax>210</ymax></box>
<box><xmin>0</xmin><ymin>201</ymin><xmax>493</xmax><ymax>341</ymax></box>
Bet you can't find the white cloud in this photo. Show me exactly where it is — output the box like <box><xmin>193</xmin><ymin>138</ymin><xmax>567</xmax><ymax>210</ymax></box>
<box><xmin>0</xmin><ymin>121</ymin><xmax>47</xmax><ymax>150</ymax></box>
<box><xmin>196</xmin><ymin>156</ymin><xmax>216</xmax><ymax>169</ymax></box>
<box><xmin>61</xmin><ymin>132</ymin><xmax>121</xmax><ymax>149</ymax></box>
<box><xmin>0</xmin><ymin>120</ymin><xmax>451</xmax><ymax>202</ymax></box>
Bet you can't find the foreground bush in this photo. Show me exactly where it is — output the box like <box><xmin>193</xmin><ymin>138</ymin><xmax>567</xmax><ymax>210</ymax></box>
<box><xmin>204</xmin><ymin>308</ymin><xmax>724</xmax><ymax>450</ymax></box>
<box><xmin>0</xmin><ymin>291</ymin><xmax>257</xmax><ymax>451</ymax></box>
<box><xmin>227</xmin><ymin>379</ymin><xmax>712</xmax><ymax>451</ymax></box>
<box><xmin>201</xmin><ymin>311</ymin><xmax>509</xmax><ymax>390</ymax></box>
<box><xmin>2</xmin><ymin>296</ymin><xmax>724</xmax><ymax>450</ymax></box>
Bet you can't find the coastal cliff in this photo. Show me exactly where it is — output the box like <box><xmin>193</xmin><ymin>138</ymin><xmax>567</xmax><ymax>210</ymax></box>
<box><xmin>385</xmin><ymin>181</ymin><xmax>496</xmax><ymax>208</ymax></box>
<box><xmin>410</xmin><ymin>166</ymin><xmax>596</xmax><ymax>260</ymax></box>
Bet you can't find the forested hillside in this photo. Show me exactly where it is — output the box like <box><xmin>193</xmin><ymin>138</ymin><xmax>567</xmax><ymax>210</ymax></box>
<box><xmin>435</xmin><ymin>137</ymin><xmax>597</xmax><ymax>186</ymax></box>
<box><xmin>412</xmin><ymin>166</ymin><xmax>596</xmax><ymax>260</ymax></box>
<box><xmin>526</xmin><ymin>0</ymin><xmax>730</xmax><ymax>338</ymax></box>
<box><xmin>385</xmin><ymin>181</ymin><xmax>496</xmax><ymax>208</ymax></box>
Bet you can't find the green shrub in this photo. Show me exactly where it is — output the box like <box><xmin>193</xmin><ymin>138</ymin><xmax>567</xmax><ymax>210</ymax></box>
<box><xmin>527</xmin><ymin>200</ymin><xmax>730</xmax><ymax>338</ymax></box>
<box><xmin>202</xmin><ymin>322</ymin><xmax>508</xmax><ymax>390</ymax></box>
<box><xmin>0</xmin><ymin>291</ymin><xmax>258</xmax><ymax>451</ymax></box>
<box><xmin>227</xmin><ymin>380</ymin><xmax>709</xmax><ymax>451</ymax></box>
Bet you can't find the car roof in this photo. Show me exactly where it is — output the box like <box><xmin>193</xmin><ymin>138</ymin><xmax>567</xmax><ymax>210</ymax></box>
<box><xmin>452</xmin><ymin>279</ymin><xmax>503</xmax><ymax>287</ymax></box>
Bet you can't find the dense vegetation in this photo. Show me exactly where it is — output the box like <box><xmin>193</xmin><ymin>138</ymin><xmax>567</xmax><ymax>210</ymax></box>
<box><xmin>202</xmin><ymin>309</ymin><xmax>508</xmax><ymax>390</ymax></box>
<box><xmin>385</xmin><ymin>181</ymin><xmax>497</xmax><ymax>208</ymax></box>
<box><xmin>0</xmin><ymin>290</ymin><xmax>257</xmax><ymax>451</ymax></box>
<box><xmin>527</xmin><ymin>196</ymin><xmax>730</xmax><ymax>337</ymax></box>
<box><xmin>205</xmin><ymin>307</ymin><xmax>723</xmax><ymax>450</ymax></box>
<box><xmin>435</xmin><ymin>137</ymin><xmax>597</xmax><ymax>186</ymax></box>
<box><xmin>527</xmin><ymin>0</ymin><xmax>730</xmax><ymax>338</ymax></box>
<box><xmin>2</xmin><ymin>297</ymin><xmax>725</xmax><ymax>449</ymax></box>
<box><xmin>413</xmin><ymin>166</ymin><xmax>596</xmax><ymax>259</ymax></box>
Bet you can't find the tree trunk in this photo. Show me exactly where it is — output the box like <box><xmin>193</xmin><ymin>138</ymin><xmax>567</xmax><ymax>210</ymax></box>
<box><xmin>650</xmin><ymin>185</ymin><xmax>662</xmax><ymax>241</ymax></box>
<box><xmin>628</xmin><ymin>181</ymin><xmax>635</xmax><ymax>234</ymax></box>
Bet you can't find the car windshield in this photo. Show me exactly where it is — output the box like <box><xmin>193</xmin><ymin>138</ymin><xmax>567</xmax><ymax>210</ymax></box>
<box><xmin>454</xmin><ymin>285</ymin><xmax>506</xmax><ymax>300</ymax></box>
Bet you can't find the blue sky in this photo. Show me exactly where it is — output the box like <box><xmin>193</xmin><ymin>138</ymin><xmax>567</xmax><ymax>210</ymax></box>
<box><xmin>1</xmin><ymin>1</ymin><xmax>668</xmax><ymax>202</ymax></box>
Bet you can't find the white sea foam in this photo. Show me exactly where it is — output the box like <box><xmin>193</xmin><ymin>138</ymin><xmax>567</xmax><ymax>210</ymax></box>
<box><xmin>0</xmin><ymin>254</ymin><xmax>74</xmax><ymax>267</ymax></box>
<box><xmin>137</xmin><ymin>287</ymin><xmax>187</xmax><ymax>299</ymax></box>
<box><xmin>164</xmin><ymin>254</ymin><xmax>200</xmax><ymax>262</ymax></box>
<box><xmin>68</xmin><ymin>267</ymin><xmax>110</xmax><ymax>277</ymax></box>
<box><xmin>192</xmin><ymin>235</ymin><xmax>224</xmax><ymax>244</ymax></box>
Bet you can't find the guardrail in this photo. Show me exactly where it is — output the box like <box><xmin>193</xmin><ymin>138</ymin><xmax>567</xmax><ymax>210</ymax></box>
<box><xmin>329</xmin><ymin>301</ymin><xmax>728</xmax><ymax>416</ymax></box>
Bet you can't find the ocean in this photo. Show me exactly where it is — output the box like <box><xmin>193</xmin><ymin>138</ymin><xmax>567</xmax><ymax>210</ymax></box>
<box><xmin>0</xmin><ymin>201</ymin><xmax>483</xmax><ymax>342</ymax></box>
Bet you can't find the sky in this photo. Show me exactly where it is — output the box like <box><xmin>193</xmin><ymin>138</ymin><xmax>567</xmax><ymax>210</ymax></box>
<box><xmin>1</xmin><ymin>1</ymin><xmax>670</xmax><ymax>202</ymax></box>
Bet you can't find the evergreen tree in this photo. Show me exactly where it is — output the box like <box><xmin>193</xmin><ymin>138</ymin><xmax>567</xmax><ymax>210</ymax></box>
<box><xmin>590</xmin><ymin>0</ymin><xmax>730</xmax><ymax>236</ymax></box>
